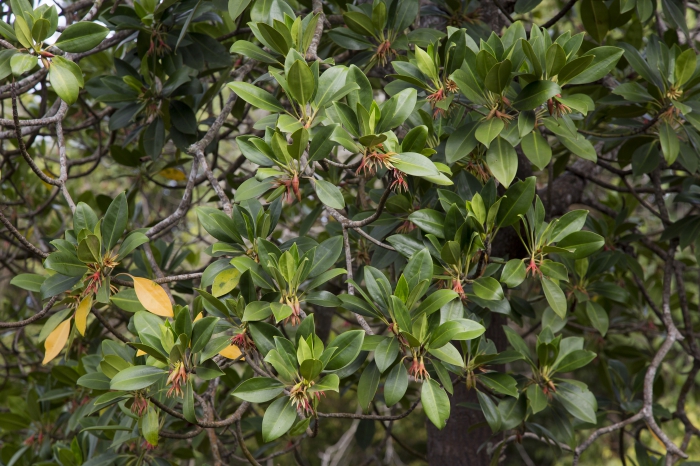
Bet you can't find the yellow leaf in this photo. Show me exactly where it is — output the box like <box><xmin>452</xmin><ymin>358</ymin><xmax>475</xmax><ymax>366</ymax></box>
<box><xmin>136</xmin><ymin>349</ymin><xmax>147</xmax><ymax>356</ymax></box>
<box><xmin>75</xmin><ymin>295</ymin><xmax>93</xmax><ymax>336</ymax></box>
<box><xmin>132</xmin><ymin>276</ymin><xmax>173</xmax><ymax>317</ymax></box>
<box><xmin>41</xmin><ymin>169</ymin><xmax>55</xmax><ymax>190</ymax></box>
<box><xmin>212</xmin><ymin>268</ymin><xmax>241</xmax><ymax>298</ymax></box>
<box><xmin>219</xmin><ymin>345</ymin><xmax>243</xmax><ymax>360</ymax></box>
<box><xmin>43</xmin><ymin>318</ymin><xmax>72</xmax><ymax>365</ymax></box>
<box><xmin>194</xmin><ymin>312</ymin><xmax>203</xmax><ymax>322</ymax></box>
<box><xmin>159</xmin><ymin>168</ymin><xmax>186</xmax><ymax>181</ymax></box>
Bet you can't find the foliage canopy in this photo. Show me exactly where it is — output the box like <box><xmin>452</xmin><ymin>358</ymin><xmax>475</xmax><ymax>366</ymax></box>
<box><xmin>1</xmin><ymin>0</ymin><xmax>700</xmax><ymax>464</ymax></box>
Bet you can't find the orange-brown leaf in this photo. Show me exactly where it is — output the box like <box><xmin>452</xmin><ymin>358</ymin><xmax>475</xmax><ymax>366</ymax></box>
<box><xmin>43</xmin><ymin>318</ymin><xmax>72</xmax><ymax>365</ymax></box>
<box><xmin>132</xmin><ymin>276</ymin><xmax>173</xmax><ymax>317</ymax></box>
<box><xmin>219</xmin><ymin>345</ymin><xmax>243</xmax><ymax>360</ymax></box>
<box><xmin>75</xmin><ymin>295</ymin><xmax>92</xmax><ymax>336</ymax></box>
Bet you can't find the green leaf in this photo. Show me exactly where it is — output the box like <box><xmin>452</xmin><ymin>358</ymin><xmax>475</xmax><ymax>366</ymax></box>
<box><xmin>612</xmin><ymin>82</ymin><xmax>654</xmax><ymax>103</ymax></box>
<box><xmin>228</xmin><ymin>82</ymin><xmax>285</xmax><ymax>113</ymax></box>
<box><xmin>567</xmin><ymin>46</ymin><xmax>624</xmax><ymax>85</ymax></box>
<box><xmin>109</xmin><ymin>366</ymin><xmax>166</xmax><ymax>391</ymax></box>
<box><xmin>484</xmin><ymin>60</ymin><xmax>512</xmax><ymax>94</ymax></box>
<box><xmin>77</xmin><ymin>235</ymin><xmax>100</xmax><ymax>263</ymax></box>
<box><xmin>49</xmin><ymin>57</ymin><xmax>82</xmax><ymax>105</ymax></box>
<box><xmin>262</xmin><ymin>396</ymin><xmax>297</xmax><ymax>442</ymax></box>
<box><xmin>234</xmin><ymin>178</ymin><xmax>275</xmax><ymax>201</ymax></box>
<box><xmin>111</xmin><ymin>288</ymin><xmax>146</xmax><ymax>313</ymax></box>
<box><xmin>142</xmin><ymin>406</ymin><xmax>159</xmax><ymax>446</ymax></box>
<box><xmin>545</xmin><ymin>44</ymin><xmax>566</xmax><ymax>77</ymax></box>
<box><xmin>556</xmin><ymin>231</ymin><xmax>605</xmax><ymax>258</ymax></box>
<box><xmin>500</xmin><ymin>259</ymin><xmax>526</xmax><ymax>288</ymax></box>
<box><xmin>414</xmin><ymin>46</ymin><xmax>437</xmax><ymax>81</ymax></box>
<box><xmin>414</xmin><ymin>289</ymin><xmax>459</xmax><ymax>317</ymax></box>
<box><xmin>11</xmin><ymin>273</ymin><xmax>45</xmax><ymax>292</ymax></box>
<box><xmin>287</xmin><ymin>59</ymin><xmax>315</xmax><ymax>104</ymax></box>
<box><xmin>503</xmin><ymin>326</ymin><xmax>533</xmax><ymax>363</ymax></box>
<box><xmin>242</xmin><ymin>301</ymin><xmax>272</xmax><ymax>322</ymax></box>
<box><xmin>429</xmin><ymin>319</ymin><xmax>485</xmax><ymax>348</ymax></box>
<box><xmin>44</xmin><ymin>252</ymin><xmax>87</xmax><ymax>277</ymax></box>
<box><xmin>249</xmin><ymin>322</ymin><xmax>284</xmax><ymax>355</ymax></box>
<box><xmin>384</xmin><ymin>363</ymin><xmax>408</xmax><ymax>407</ymax></box>
<box><xmin>475</xmin><ymin>118</ymin><xmax>504</xmax><ymax>148</ymax></box>
<box><xmin>421</xmin><ymin>379</ymin><xmax>450</xmax><ymax>429</ymax></box>
<box><xmin>446</xmin><ymin>122</ymin><xmax>478</xmax><ymax>164</ymax></box>
<box><xmin>73</xmin><ymin>202</ymin><xmax>98</xmax><ymax>233</ymax></box>
<box><xmin>309</xmin><ymin>236</ymin><xmax>343</xmax><ymax>277</ymax></box>
<box><xmin>476</xmin><ymin>390</ymin><xmax>501</xmax><ymax>432</ymax></box>
<box><xmin>228</xmin><ymin>0</ymin><xmax>252</xmax><ymax>21</ymax></box>
<box><xmin>10</xmin><ymin>53</ymin><xmax>35</xmax><ymax>76</ymax></box>
<box><xmin>658</xmin><ymin>120</ymin><xmax>679</xmax><ymax>165</ymax></box>
<box><xmin>32</xmin><ymin>18</ymin><xmax>51</xmax><ymax>42</ymax></box>
<box><xmin>557</xmin><ymin>55</ymin><xmax>595</xmax><ymax>84</ymax></box>
<box><xmin>520</xmin><ymin>131</ymin><xmax>552</xmax><ymax>171</ymax></box>
<box><xmin>485</xmin><ymin>137</ymin><xmax>518</xmax><ymax>188</ymax></box>
<box><xmin>550</xmin><ymin>210</ymin><xmax>588</xmax><ymax>243</ymax></box>
<box><xmin>392</xmin><ymin>152</ymin><xmax>439</xmax><ymax>177</ymax></box>
<box><xmin>232</xmin><ymin>377</ymin><xmax>285</xmax><ymax>402</ymax></box>
<box><xmin>325</xmin><ymin>330</ymin><xmax>364</xmax><ymax>371</ymax></box>
<box><xmin>408</xmin><ymin>209</ymin><xmax>445</xmax><ymax>238</ymax></box>
<box><xmin>541</xmin><ymin>277</ymin><xmax>567</xmax><ymax>319</ymax></box>
<box><xmin>13</xmin><ymin>16</ymin><xmax>32</xmax><ymax>49</ymax></box>
<box><xmin>497</xmin><ymin>177</ymin><xmax>536</xmax><ymax>227</ymax></box>
<box><xmin>300</xmin><ymin>358</ymin><xmax>323</xmax><ymax>380</ymax></box>
<box><xmin>526</xmin><ymin>384</ymin><xmax>547</xmax><ymax>414</ymax></box>
<box><xmin>357</xmin><ymin>362</ymin><xmax>380</xmax><ymax>411</ymax></box>
<box><xmin>117</xmin><ymin>232</ymin><xmax>148</xmax><ymax>259</ymax></box>
<box><xmin>55</xmin><ymin>22</ymin><xmax>109</xmax><ymax>52</ymax></box>
<box><xmin>472</xmin><ymin>277</ymin><xmax>504</xmax><ymax>301</ymax></box>
<box><xmin>308</xmin><ymin>374</ymin><xmax>340</xmax><ymax>394</ymax></box>
<box><xmin>374</xmin><ymin>337</ymin><xmax>399</xmax><ymax>373</ymax></box>
<box><xmin>314</xmin><ymin>179</ymin><xmax>345</xmax><ymax>209</ymax></box>
<box><xmin>41</xmin><ymin>274</ymin><xmax>81</xmax><ymax>298</ymax></box>
<box><xmin>338</xmin><ymin>294</ymin><xmax>383</xmax><ymax>319</ymax></box>
<box><xmin>77</xmin><ymin>372</ymin><xmax>110</xmax><ymax>390</ymax></box>
<box><xmin>580</xmin><ymin>0</ymin><xmax>609</xmax><ymax>43</ymax></box>
<box><xmin>585</xmin><ymin>301</ymin><xmax>609</xmax><ymax>336</ymax></box>
<box><xmin>230</xmin><ymin>40</ymin><xmax>279</xmax><ymax>63</ymax></box>
<box><xmin>554</xmin><ymin>383</ymin><xmax>598</xmax><ymax>424</ymax></box>
<box><xmin>100</xmin><ymin>196</ymin><xmax>128</xmax><ymax>255</ymax></box>
<box><xmin>191</xmin><ymin>316</ymin><xmax>218</xmax><ymax>353</ymax></box>
<box><xmin>675</xmin><ymin>49</ymin><xmax>697</xmax><ymax>88</ymax></box>
<box><xmin>0</xmin><ymin>20</ymin><xmax>17</xmax><ymax>42</ymax></box>
<box><xmin>553</xmin><ymin>349</ymin><xmax>596</xmax><ymax>373</ymax></box>
<box><xmin>513</xmin><ymin>80</ymin><xmax>561</xmax><ymax>111</ymax></box>
<box><xmin>427</xmin><ymin>343</ymin><xmax>464</xmax><ymax>366</ymax></box>
<box><xmin>479</xmin><ymin>373</ymin><xmax>518</xmax><ymax>397</ymax></box>
<box><xmin>343</xmin><ymin>11</ymin><xmax>376</xmax><ymax>36</ymax></box>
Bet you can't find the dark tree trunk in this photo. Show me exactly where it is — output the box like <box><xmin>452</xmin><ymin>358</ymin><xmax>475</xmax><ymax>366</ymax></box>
<box><xmin>426</xmin><ymin>314</ymin><xmax>509</xmax><ymax>464</ymax></box>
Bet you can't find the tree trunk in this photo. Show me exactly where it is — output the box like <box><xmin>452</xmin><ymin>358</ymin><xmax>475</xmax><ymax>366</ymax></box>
<box><xmin>426</xmin><ymin>315</ymin><xmax>509</xmax><ymax>465</ymax></box>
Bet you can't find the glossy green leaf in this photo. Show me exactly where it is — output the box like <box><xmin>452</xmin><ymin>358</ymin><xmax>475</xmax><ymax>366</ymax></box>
<box><xmin>421</xmin><ymin>378</ymin><xmax>450</xmax><ymax>429</ymax></box>
<box><xmin>513</xmin><ymin>80</ymin><xmax>561</xmax><ymax>111</ymax></box>
<box><xmin>55</xmin><ymin>22</ymin><xmax>109</xmax><ymax>52</ymax></box>
<box><xmin>262</xmin><ymin>396</ymin><xmax>297</xmax><ymax>442</ymax></box>
<box><xmin>109</xmin><ymin>366</ymin><xmax>166</xmax><ymax>391</ymax></box>
<box><xmin>485</xmin><ymin>137</ymin><xmax>517</xmax><ymax>188</ymax></box>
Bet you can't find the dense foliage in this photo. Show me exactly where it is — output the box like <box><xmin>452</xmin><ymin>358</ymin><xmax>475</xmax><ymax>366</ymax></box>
<box><xmin>1</xmin><ymin>0</ymin><xmax>700</xmax><ymax>464</ymax></box>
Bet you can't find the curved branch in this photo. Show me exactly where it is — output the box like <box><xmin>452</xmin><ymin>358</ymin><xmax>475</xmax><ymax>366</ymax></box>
<box><xmin>0</xmin><ymin>296</ymin><xmax>59</xmax><ymax>328</ymax></box>
<box><xmin>541</xmin><ymin>0</ymin><xmax>580</xmax><ymax>28</ymax></box>
<box><xmin>0</xmin><ymin>209</ymin><xmax>48</xmax><ymax>258</ymax></box>
<box><xmin>150</xmin><ymin>398</ymin><xmax>251</xmax><ymax>428</ymax></box>
<box><xmin>318</xmin><ymin>398</ymin><xmax>420</xmax><ymax>420</ymax></box>
<box><xmin>324</xmin><ymin>186</ymin><xmax>392</xmax><ymax>228</ymax></box>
